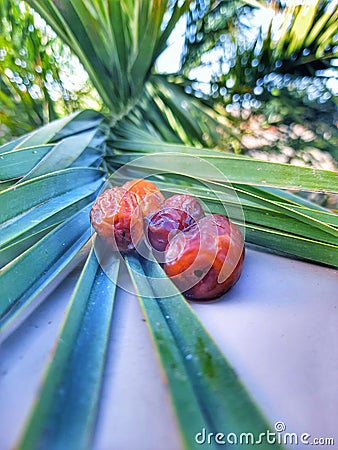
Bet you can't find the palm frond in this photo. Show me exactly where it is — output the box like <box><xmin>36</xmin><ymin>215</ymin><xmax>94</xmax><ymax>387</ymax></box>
<box><xmin>27</xmin><ymin>0</ymin><xmax>190</xmax><ymax>117</ymax></box>
<box><xmin>0</xmin><ymin>110</ymin><xmax>107</xmax><ymax>339</ymax></box>
<box><xmin>18</xmin><ymin>248</ymin><xmax>119</xmax><ymax>450</ymax></box>
<box><xmin>125</xmin><ymin>254</ymin><xmax>283</xmax><ymax>448</ymax></box>
<box><xmin>106</xmin><ymin>129</ymin><xmax>338</xmax><ymax>267</ymax></box>
<box><xmin>0</xmin><ymin>0</ymin><xmax>98</xmax><ymax>143</ymax></box>
<box><xmin>182</xmin><ymin>0</ymin><xmax>338</xmax><ymax>77</ymax></box>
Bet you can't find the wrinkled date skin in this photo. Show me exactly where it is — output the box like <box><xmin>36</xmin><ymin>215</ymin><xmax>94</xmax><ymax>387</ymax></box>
<box><xmin>164</xmin><ymin>214</ymin><xmax>244</xmax><ymax>301</ymax></box>
<box><xmin>147</xmin><ymin>208</ymin><xmax>195</xmax><ymax>252</ymax></box>
<box><xmin>164</xmin><ymin>194</ymin><xmax>204</xmax><ymax>221</ymax></box>
<box><xmin>123</xmin><ymin>179</ymin><xmax>165</xmax><ymax>217</ymax></box>
<box><xmin>146</xmin><ymin>194</ymin><xmax>204</xmax><ymax>252</ymax></box>
<box><xmin>90</xmin><ymin>186</ymin><xmax>142</xmax><ymax>253</ymax></box>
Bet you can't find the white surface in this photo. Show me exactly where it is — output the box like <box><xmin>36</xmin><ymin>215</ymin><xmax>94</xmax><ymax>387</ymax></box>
<box><xmin>0</xmin><ymin>249</ymin><xmax>337</xmax><ymax>449</ymax></box>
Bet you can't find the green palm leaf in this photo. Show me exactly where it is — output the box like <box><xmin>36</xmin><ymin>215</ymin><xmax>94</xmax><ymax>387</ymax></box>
<box><xmin>125</xmin><ymin>254</ymin><xmax>283</xmax><ymax>449</ymax></box>
<box><xmin>0</xmin><ymin>205</ymin><xmax>91</xmax><ymax>339</ymax></box>
<box><xmin>106</xmin><ymin>133</ymin><xmax>337</xmax><ymax>266</ymax></box>
<box><xmin>27</xmin><ymin>0</ymin><xmax>190</xmax><ymax>116</ymax></box>
<box><xmin>0</xmin><ymin>0</ymin><xmax>96</xmax><ymax>143</ymax></box>
<box><xmin>0</xmin><ymin>110</ymin><xmax>107</xmax><ymax>338</ymax></box>
<box><xmin>110</xmin><ymin>146</ymin><xmax>337</xmax><ymax>192</ymax></box>
<box><xmin>17</xmin><ymin>248</ymin><xmax>119</xmax><ymax>450</ymax></box>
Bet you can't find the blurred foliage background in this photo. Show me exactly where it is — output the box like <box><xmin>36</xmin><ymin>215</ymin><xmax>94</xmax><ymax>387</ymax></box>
<box><xmin>0</xmin><ymin>0</ymin><xmax>101</xmax><ymax>143</ymax></box>
<box><xmin>1</xmin><ymin>0</ymin><xmax>337</xmax><ymax>189</ymax></box>
<box><xmin>178</xmin><ymin>0</ymin><xmax>338</xmax><ymax>166</ymax></box>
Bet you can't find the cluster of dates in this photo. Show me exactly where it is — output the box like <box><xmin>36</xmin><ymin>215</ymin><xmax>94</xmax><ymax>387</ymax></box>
<box><xmin>90</xmin><ymin>179</ymin><xmax>244</xmax><ymax>301</ymax></box>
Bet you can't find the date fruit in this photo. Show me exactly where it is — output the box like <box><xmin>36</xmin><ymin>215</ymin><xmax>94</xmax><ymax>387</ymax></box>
<box><xmin>146</xmin><ymin>194</ymin><xmax>204</xmax><ymax>252</ymax></box>
<box><xmin>123</xmin><ymin>179</ymin><xmax>165</xmax><ymax>216</ymax></box>
<box><xmin>90</xmin><ymin>186</ymin><xmax>142</xmax><ymax>253</ymax></box>
<box><xmin>164</xmin><ymin>214</ymin><xmax>244</xmax><ymax>300</ymax></box>
<box><xmin>164</xmin><ymin>194</ymin><xmax>204</xmax><ymax>221</ymax></box>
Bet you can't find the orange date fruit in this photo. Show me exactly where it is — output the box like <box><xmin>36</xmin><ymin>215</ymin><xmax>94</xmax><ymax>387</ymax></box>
<box><xmin>123</xmin><ymin>179</ymin><xmax>165</xmax><ymax>217</ymax></box>
<box><xmin>90</xmin><ymin>186</ymin><xmax>142</xmax><ymax>253</ymax></box>
<box><xmin>164</xmin><ymin>214</ymin><xmax>244</xmax><ymax>301</ymax></box>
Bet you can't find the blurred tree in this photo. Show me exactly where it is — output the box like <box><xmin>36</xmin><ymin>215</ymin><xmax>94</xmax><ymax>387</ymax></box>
<box><xmin>0</xmin><ymin>0</ymin><xmax>101</xmax><ymax>144</ymax></box>
<box><xmin>175</xmin><ymin>0</ymin><xmax>338</xmax><ymax>164</ymax></box>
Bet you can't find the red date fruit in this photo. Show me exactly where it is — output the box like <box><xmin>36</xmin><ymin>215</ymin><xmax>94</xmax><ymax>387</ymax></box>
<box><xmin>123</xmin><ymin>179</ymin><xmax>165</xmax><ymax>216</ymax></box>
<box><xmin>164</xmin><ymin>214</ymin><xmax>244</xmax><ymax>301</ymax></box>
<box><xmin>90</xmin><ymin>186</ymin><xmax>142</xmax><ymax>253</ymax></box>
<box><xmin>164</xmin><ymin>194</ymin><xmax>204</xmax><ymax>221</ymax></box>
<box><xmin>147</xmin><ymin>208</ymin><xmax>194</xmax><ymax>252</ymax></box>
<box><xmin>146</xmin><ymin>194</ymin><xmax>204</xmax><ymax>252</ymax></box>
